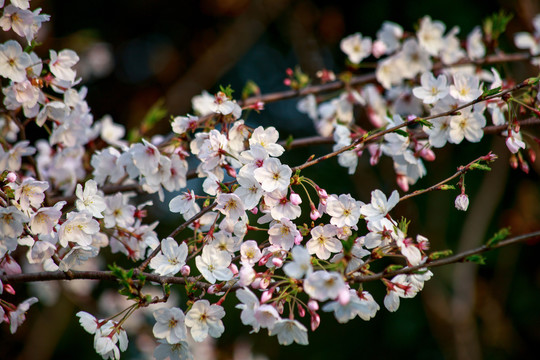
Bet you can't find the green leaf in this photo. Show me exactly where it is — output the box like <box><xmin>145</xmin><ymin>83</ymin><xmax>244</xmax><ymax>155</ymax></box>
<box><xmin>486</xmin><ymin>227</ymin><xmax>511</xmax><ymax>247</ymax></box>
<box><xmin>241</xmin><ymin>80</ymin><xmax>260</xmax><ymax>100</ymax></box>
<box><xmin>219</xmin><ymin>84</ymin><xmax>234</xmax><ymax>98</ymax></box>
<box><xmin>394</xmin><ymin>129</ymin><xmax>409</xmax><ymax>137</ymax></box>
<box><xmin>397</xmin><ymin>217</ymin><xmax>410</xmax><ymax>235</ymax></box>
<box><xmin>470</xmin><ymin>163</ymin><xmax>492</xmax><ymax>171</ymax></box>
<box><xmin>384</xmin><ymin>264</ymin><xmax>404</xmax><ymax>273</ymax></box>
<box><xmin>285</xmin><ymin>134</ymin><xmax>294</xmax><ymax>148</ymax></box>
<box><xmin>439</xmin><ymin>185</ymin><xmax>456</xmax><ymax>190</ymax></box>
<box><xmin>465</xmin><ymin>254</ymin><xmax>486</xmax><ymax>265</ymax></box>
<box><xmin>416</xmin><ymin>118</ymin><xmax>434</xmax><ymax>129</ymax></box>
<box><xmin>482</xmin><ymin>86</ymin><xmax>501</xmax><ymax>98</ymax></box>
<box><xmin>428</xmin><ymin>249</ymin><xmax>453</xmax><ymax>260</ymax></box>
<box><xmin>128</xmin><ymin>98</ymin><xmax>168</xmax><ymax>142</ymax></box>
<box><xmin>483</xmin><ymin>11</ymin><xmax>513</xmax><ymax>43</ymax></box>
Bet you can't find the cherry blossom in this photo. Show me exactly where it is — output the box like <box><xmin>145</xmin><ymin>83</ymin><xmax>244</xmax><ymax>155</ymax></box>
<box><xmin>340</xmin><ymin>32</ymin><xmax>372</xmax><ymax>64</ymax></box>
<box><xmin>185</xmin><ymin>300</ymin><xmax>225</xmax><ymax>342</ymax></box>
<box><xmin>153</xmin><ymin>307</ymin><xmax>187</xmax><ymax>344</ymax></box>
<box><xmin>149</xmin><ymin>238</ymin><xmax>188</xmax><ymax>276</ymax></box>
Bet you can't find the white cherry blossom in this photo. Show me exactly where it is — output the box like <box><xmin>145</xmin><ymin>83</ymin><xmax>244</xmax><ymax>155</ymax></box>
<box><xmin>150</xmin><ymin>238</ymin><xmax>188</xmax><ymax>276</ymax></box>
<box><xmin>185</xmin><ymin>300</ymin><xmax>225</xmax><ymax>342</ymax></box>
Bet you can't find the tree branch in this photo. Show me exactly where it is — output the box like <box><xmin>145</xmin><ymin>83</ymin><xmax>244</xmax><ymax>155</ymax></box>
<box><xmin>3</xmin><ymin>230</ymin><xmax>539</xmax><ymax>292</ymax></box>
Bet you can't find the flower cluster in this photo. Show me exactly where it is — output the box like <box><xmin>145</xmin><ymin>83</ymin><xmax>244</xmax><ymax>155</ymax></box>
<box><xmin>0</xmin><ymin>2</ymin><xmax>538</xmax><ymax>360</ymax></box>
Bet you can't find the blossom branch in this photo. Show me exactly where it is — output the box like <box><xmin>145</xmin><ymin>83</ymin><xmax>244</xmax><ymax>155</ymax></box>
<box><xmin>2</xmin><ymin>230</ymin><xmax>539</xmax><ymax>291</ymax></box>
<box><xmin>137</xmin><ymin>201</ymin><xmax>217</xmax><ymax>272</ymax></box>
<box><xmin>351</xmin><ymin>230</ymin><xmax>540</xmax><ymax>283</ymax></box>
<box><xmin>398</xmin><ymin>152</ymin><xmax>496</xmax><ymax>202</ymax></box>
<box><xmin>240</xmin><ymin>52</ymin><xmax>538</xmax><ymax>107</ymax></box>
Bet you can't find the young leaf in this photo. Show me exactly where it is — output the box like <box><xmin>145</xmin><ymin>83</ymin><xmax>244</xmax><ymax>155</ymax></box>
<box><xmin>465</xmin><ymin>254</ymin><xmax>486</xmax><ymax>265</ymax></box>
<box><xmin>486</xmin><ymin>227</ymin><xmax>511</xmax><ymax>247</ymax></box>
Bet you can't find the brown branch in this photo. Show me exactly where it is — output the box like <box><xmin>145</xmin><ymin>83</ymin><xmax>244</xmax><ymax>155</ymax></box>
<box><xmin>398</xmin><ymin>152</ymin><xmax>495</xmax><ymax>202</ymax></box>
<box><xmin>240</xmin><ymin>52</ymin><xmax>538</xmax><ymax>107</ymax></box>
<box><xmin>350</xmin><ymin>230</ymin><xmax>540</xmax><ymax>283</ymax></box>
<box><xmin>3</xmin><ymin>230</ymin><xmax>539</xmax><ymax>292</ymax></box>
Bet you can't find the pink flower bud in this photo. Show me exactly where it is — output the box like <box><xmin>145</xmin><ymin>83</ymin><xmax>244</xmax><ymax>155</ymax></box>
<box><xmin>454</xmin><ymin>194</ymin><xmax>469</xmax><ymax>211</ymax></box>
<box><xmin>307</xmin><ymin>300</ymin><xmax>319</xmax><ymax>312</ymax></box>
<box><xmin>310</xmin><ymin>208</ymin><xmax>321</xmax><ymax>221</ymax></box>
<box><xmin>224</xmin><ymin>164</ymin><xmax>237</xmax><ymax>178</ymax></box>
<box><xmin>419</xmin><ymin>148</ymin><xmax>436</xmax><ymax>161</ymax></box>
<box><xmin>6</xmin><ymin>172</ymin><xmax>17</xmax><ymax>182</ymax></box>
<box><xmin>261</xmin><ymin>290</ymin><xmax>272</xmax><ymax>303</ymax></box>
<box><xmin>407</xmin><ymin>114</ymin><xmax>417</xmax><ymax>122</ymax></box>
<box><xmin>528</xmin><ymin>148</ymin><xmax>536</xmax><ymax>163</ymax></box>
<box><xmin>251</xmin><ymin>278</ymin><xmax>262</xmax><ymax>289</ymax></box>
<box><xmin>207</xmin><ymin>285</ymin><xmax>218</xmax><ymax>294</ymax></box>
<box><xmin>396</xmin><ymin>174</ymin><xmax>409</xmax><ymax>192</ymax></box>
<box><xmin>229</xmin><ymin>263</ymin><xmax>239</xmax><ymax>276</ymax></box>
<box><xmin>283</xmin><ymin>78</ymin><xmax>291</xmax><ymax>86</ymax></box>
<box><xmin>180</xmin><ymin>265</ymin><xmax>190</xmax><ymax>277</ymax></box>
<box><xmin>294</xmin><ymin>233</ymin><xmax>303</xmax><ymax>245</ymax></box>
<box><xmin>297</xmin><ymin>304</ymin><xmax>306</xmax><ymax>317</ymax></box>
<box><xmin>272</xmin><ymin>257</ymin><xmax>283</xmax><ymax>268</ymax></box>
<box><xmin>258</xmin><ymin>253</ymin><xmax>272</xmax><ymax>266</ymax></box>
<box><xmin>338</xmin><ymin>288</ymin><xmax>351</xmax><ymax>306</ymax></box>
<box><xmin>250</xmin><ymin>101</ymin><xmax>265</xmax><ymax>111</ymax></box>
<box><xmin>4</xmin><ymin>284</ymin><xmax>15</xmax><ymax>295</ymax></box>
<box><xmin>520</xmin><ymin>160</ymin><xmax>530</xmax><ymax>174</ymax></box>
<box><xmin>286</xmin><ymin>68</ymin><xmax>294</xmax><ymax>77</ymax></box>
<box><xmin>310</xmin><ymin>313</ymin><xmax>321</xmax><ymax>331</ymax></box>
<box><xmin>290</xmin><ymin>192</ymin><xmax>302</xmax><ymax>206</ymax></box>
<box><xmin>250</xmin><ymin>207</ymin><xmax>258</xmax><ymax>215</ymax></box>
<box><xmin>316</xmin><ymin>187</ymin><xmax>328</xmax><ymax>200</ymax></box>
<box><xmin>509</xmin><ymin>155</ymin><xmax>518</xmax><ymax>169</ymax></box>
<box><xmin>1</xmin><ymin>256</ymin><xmax>21</xmax><ymax>275</ymax></box>
<box><xmin>260</xmin><ymin>277</ymin><xmax>270</xmax><ymax>289</ymax></box>
<box><xmin>371</xmin><ymin>40</ymin><xmax>387</xmax><ymax>58</ymax></box>
<box><xmin>276</xmin><ymin>300</ymin><xmax>284</xmax><ymax>314</ymax></box>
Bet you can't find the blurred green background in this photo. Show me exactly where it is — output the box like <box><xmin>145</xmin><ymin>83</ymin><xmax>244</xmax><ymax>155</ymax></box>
<box><xmin>2</xmin><ymin>0</ymin><xmax>540</xmax><ymax>359</ymax></box>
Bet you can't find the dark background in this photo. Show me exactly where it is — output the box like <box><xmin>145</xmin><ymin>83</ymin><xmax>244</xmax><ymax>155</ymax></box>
<box><xmin>3</xmin><ymin>0</ymin><xmax>540</xmax><ymax>359</ymax></box>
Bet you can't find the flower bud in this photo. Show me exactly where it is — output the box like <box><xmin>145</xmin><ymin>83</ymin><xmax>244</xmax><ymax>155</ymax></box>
<box><xmin>229</xmin><ymin>263</ymin><xmax>239</xmax><ymax>276</ymax></box>
<box><xmin>396</xmin><ymin>174</ymin><xmax>409</xmax><ymax>192</ymax></box>
<box><xmin>207</xmin><ymin>285</ymin><xmax>218</xmax><ymax>294</ymax></box>
<box><xmin>6</xmin><ymin>172</ymin><xmax>17</xmax><ymax>182</ymax></box>
<box><xmin>528</xmin><ymin>148</ymin><xmax>536</xmax><ymax>163</ymax></box>
<box><xmin>316</xmin><ymin>187</ymin><xmax>328</xmax><ymax>200</ymax></box>
<box><xmin>297</xmin><ymin>304</ymin><xmax>305</xmax><ymax>317</ymax></box>
<box><xmin>261</xmin><ymin>290</ymin><xmax>272</xmax><ymax>303</ymax></box>
<box><xmin>250</xmin><ymin>207</ymin><xmax>258</xmax><ymax>215</ymax></box>
<box><xmin>4</xmin><ymin>284</ymin><xmax>15</xmax><ymax>295</ymax></box>
<box><xmin>310</xmin><ymin>208</ymin><xmax>321</xmax><ymax>221</ymax></box>
<box><xmin>180</xmin><ymin>265</ymin><xmax>190</xmax><ymax>277</ymax></box>
<box><xmin>294</xmin><ymin>233</ymin><xmax>303</xmax><ymax>245</ymax></box>
<box><xmin>371</xmin><ymin>40</ymin><xmax>387</xmax><ymax>58</ymax></box>
<box><xmin>251</xmin><ymin>278</ymin><xmax>262</xmax><ymax>289</ymax></box>
<box><xmin>290</xmin><ymin>192</ymin><xmax>302</xmax><ymax>206</ymax></box>
<box><xmin>260</xmin><ymin>277</ymin><xmax>270</xmax><ymax>289</ymax></box>
<box><xmin>307</xmin><ymin>300</ymin><xmax>319</xmax><ymax>312</ymax></box>
<box><xmin>509</xmin><ymin>155</ymin><xmax>518</xmax><ymax>169</ymax></box>
<box><xmin>310</xmin><ymin>313</ymin><xmax>321</xmax><ymax>331</ymax></box>
<box><xmin>272</xmin><ymin>257</ymin><xmax>283</xmax><ymax>268</ymax></box>
<box><xmin>1</xmin><ymin>256</ymin><xmax>21</xmax><ymax>275</ymax></box>
<box><xmin>224</xmin><ymin>165</ymin><xmax>237</xmax><ymax>178</ymax></box>
<box><xmin>454</xmin><ymin>194</ymin><xmax>469</xmax><ymax>211</ymax></box>
<box><xmin>520</xmin><ymin>160</ymin><xmax>530</xmax><ymax>174</ymax></box>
